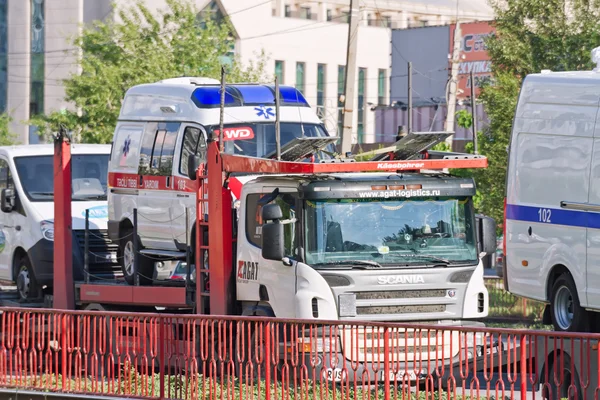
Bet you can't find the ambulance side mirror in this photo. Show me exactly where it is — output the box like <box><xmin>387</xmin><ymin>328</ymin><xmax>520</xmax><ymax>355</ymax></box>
<box><xmin>187</xmin><ymin>154</ymin><xmax>200</xmax><ymax>181</ymax></box>
<box><xmin>261</xmin><ymin>204</ymin><xmax>284</xmax><ymax>261</ymax></box>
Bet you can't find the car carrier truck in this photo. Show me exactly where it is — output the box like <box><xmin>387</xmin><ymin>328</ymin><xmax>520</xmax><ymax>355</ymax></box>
<box><xmin>0</xmin><ymin>74</ymin><xmax>501</xmax><ymax>387</ymax></box>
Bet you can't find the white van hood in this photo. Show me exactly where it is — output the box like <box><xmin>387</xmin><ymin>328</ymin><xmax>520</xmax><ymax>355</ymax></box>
<box><xmin>29</xmin><ymin>201</ymin><xmax>108</xmax><ymax>231</ymax></box>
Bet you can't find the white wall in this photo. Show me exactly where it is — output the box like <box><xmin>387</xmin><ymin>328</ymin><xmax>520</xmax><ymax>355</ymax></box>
<box><xmin>226</xmin><ymin>0</ymin><xmax>390</xmax><ymax>143</ymax></box>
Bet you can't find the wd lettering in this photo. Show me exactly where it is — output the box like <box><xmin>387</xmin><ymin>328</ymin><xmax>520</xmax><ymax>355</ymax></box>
<box><xmin>214</xmin><ymin>127</ymin><xmax>255</xmax><ymax>141</ymax></box>
<box><xmin>237</xmin><ymin>260</ymin><xmax>259</xmax><ymax>282</ymax></box>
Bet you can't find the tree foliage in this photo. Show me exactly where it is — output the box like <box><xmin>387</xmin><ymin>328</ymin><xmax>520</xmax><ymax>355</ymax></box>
<box><xmin>467</xmin><ymin>0</ymin><xmax>600</xmax><ymax>227</ymax></box>
<box><xmin>0</xmin><ymin>114</ymin><xmax>17</xmax><ymax>145</ymax></box>
<box><xmin>31</xmin><ymin>0</ymin><xmax>268</xmax><ymax>143</ymax></box>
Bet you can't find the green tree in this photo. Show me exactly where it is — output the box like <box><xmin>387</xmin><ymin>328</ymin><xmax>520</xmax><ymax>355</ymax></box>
<box><xmin>31</xmin><ymin>0</ymin><xmax>268</xmax><ymax>143</ymax></box>
<box><xmin>0</xmin><ymin>113</ymin><xmax>17</xmax><ymax>145</ymax></box>
<box><xmin>462</xmin><ymin>0</ymin><xmax>600</xmax><ymax>227</ymax></box>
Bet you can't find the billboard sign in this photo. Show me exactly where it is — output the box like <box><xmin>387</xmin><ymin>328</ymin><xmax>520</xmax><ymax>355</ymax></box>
<box><xmin>449</xmin><ymin>21</ymin><xmax>496</xmax><ymax>98</ymax></box>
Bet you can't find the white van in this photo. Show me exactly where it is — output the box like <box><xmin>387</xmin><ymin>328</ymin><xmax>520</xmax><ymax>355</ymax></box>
<box><xmin>505</xmin><ymin>61</ymin><xmax>600</xmax><ymax>332</ymax></box>
<box><xmin>107</xmin><ymin>77</ymin><xmax>335</xmax><ymax>285</ymax></box>
<box><xmin>0</xmin><ymin>144</ymin><xmax>117</xmax><ymax>300</ymax></box>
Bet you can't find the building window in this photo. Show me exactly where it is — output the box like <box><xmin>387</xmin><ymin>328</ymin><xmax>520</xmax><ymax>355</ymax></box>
<box><xmin>326</xmin><ymin>9</ymin><xmax>332</xmax><ymax>21</ymax></box>
<box><xmin>337</xmin><ymin>65</ymin><xmax>345</xmax><ymax>135</ymax></box>
<box><xmin>357</xmin><ymin>68</ymin><xmax>366</xmax><ymax>143</ymax></box>
<box><xmin>0</xmin><ymin>0</ymin><xmax>7</xmax><ymax>114</ymax></box>
<box><xmin>30</xmin><ymin>0</ymin><xmax>45</xmax><ymax>117</ymax></box>
<box><xmin>300</xmin><ymin>7</ymin><xmax>311</xmax><ymax>19</ymax></box>
<box><xmin>284</xmin><ymin>5</ymin><xmax>291</xmax><ymax>17</ymax></box>
<box><xmin>295</xmin><ymin>62</ymin><xmax>305</xmax><ymax>94</ymax></box>
<box><xmin>275</xmin><ymin>60</ymin><xmax>284</xmax><ymax>84</ymax></box>
<box><xmin>317</xmin><ymin>64</ymin><xmax>326</xmax><ymax>120</ymax></box>
<box><xmin>378</xmin><ymin>69</ymin><xmax>386</xmax><ymax>105</ymax></box>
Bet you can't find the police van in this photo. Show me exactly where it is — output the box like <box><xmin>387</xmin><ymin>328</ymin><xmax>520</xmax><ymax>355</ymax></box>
<box><xmin>107</xmin><ymin>77</ymin><xmax>334</xmax><ymax>284</ymax></box>
<box><xmin>505</xmin><ymin>50</ymin><xmax>600</xmax><ymax>332</ymax></box>
<box><xmin>0</xmin><ymin>144</ymin><xmax>115</xmax><ymax>300</ymax></box>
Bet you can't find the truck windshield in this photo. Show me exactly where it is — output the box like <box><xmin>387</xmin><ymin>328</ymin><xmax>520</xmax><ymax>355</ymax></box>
<box><xmin>212</xmin><ymin>122</ymin><xmax>334</xmax><ymax>160</ymax></box>
<box><xmin>14</xmin><ymin>154</ymin><xmax>109</xmax><ymax>202</ymax></box>
<box><xmin>304</xmin><ymin>197</ymin><xmax>477</xmax><ymax>267</ymax></box>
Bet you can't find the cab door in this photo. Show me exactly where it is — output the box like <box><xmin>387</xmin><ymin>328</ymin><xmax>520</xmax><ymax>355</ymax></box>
<box><xmin>136</xmin><ymin>122</ymin><xmax>180</xmax><ymax>249</ymax></box>
<box><xmin>237</xmin><ymin>186</ymin><xmax>298</xmax><ymax>318</ymax></box>
<box><xmin>0</xmin><ymin>158</ymin><xmax>18</xmax><ymax>280</ymax></box>
<box><xmin>171</xmin><ymin>124</ymin><xmax>207</xmax><ymax>249</ymax></box>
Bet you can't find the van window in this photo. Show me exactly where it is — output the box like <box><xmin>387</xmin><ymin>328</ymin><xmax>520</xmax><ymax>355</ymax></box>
<box><xmin>179</xmin><ymin>127</ymin><xmax>207</xmax><ymax>176</ymax></box>
<box><xmin>110</xmin><ymin>125</ymin><xmax>143</xmax><ymax>171</ymax></box>
<box><xmin>139</xmin><ymin>122</ymin><xmax>180</xmax><ymax>176</ymax></box>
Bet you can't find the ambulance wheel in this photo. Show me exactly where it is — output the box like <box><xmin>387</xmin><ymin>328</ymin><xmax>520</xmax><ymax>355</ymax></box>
<box><xmin>550</xmin><ymin>273</ymin><xmax>588</xmax><ymax>332</ymax></box>
<box><xmin>119</xmin><ymin>227</ymin><xmax>154</xmax><ymax>285</ymax></box>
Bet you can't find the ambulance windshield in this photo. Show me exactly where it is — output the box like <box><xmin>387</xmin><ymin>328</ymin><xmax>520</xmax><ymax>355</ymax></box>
<box><xmin>211</xmin><ymin>122</ymin><xmax>335</xmax><ymax>160</ymax></box>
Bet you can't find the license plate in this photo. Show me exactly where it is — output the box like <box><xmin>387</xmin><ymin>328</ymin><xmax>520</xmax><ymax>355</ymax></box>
<box><xmin>384</xmin><ymin>370</ymin><xmax>421</xmax><ymax>382</ymax></box>
<box><xmin>325</xmin><ymin>368</ymin><xmax>347</xmax><ymax>382</ymax></box>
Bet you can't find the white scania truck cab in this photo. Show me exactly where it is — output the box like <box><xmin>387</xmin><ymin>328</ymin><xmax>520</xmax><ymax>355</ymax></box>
<box><xmin>0</xmin><ymin>144</ymin><xmax>117</xmax><ymax>301</ymax></box>
<box><xmin>107</xmin><ymin>77</ymin><xmax>334</xmax><ymax>284</ymax></box>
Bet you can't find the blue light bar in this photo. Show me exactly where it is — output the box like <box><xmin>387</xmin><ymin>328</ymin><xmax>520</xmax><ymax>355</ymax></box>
<box><xmin>190</xmin><ymin>85</ymin><xmax>309</xmax><ymax>108</ymax></box>
<box><xmin>191</xmin><ymin>86</ymin><xmax>239</xmax><ymax>108</ymax></box>
<box><xmin>277</xmin><ymin>86</ymin><xmax>309</xmax><ymax>105</ymax></box>
<box><xmin>232</xmin><ymin>85</ymin><xmax>274</xmax><ymax>104</ymax></box>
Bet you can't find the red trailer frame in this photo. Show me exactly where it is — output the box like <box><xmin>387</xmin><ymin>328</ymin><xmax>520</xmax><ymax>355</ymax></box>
<box><xmin>54</xmin><ymin>133</ymin><xmax>488</xmax><ymax>315</ymax></box>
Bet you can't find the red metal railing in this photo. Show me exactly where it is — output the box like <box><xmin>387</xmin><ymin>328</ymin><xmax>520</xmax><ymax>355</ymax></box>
<box><xmin>0</xmin><ymin>307</ymin><xmax>597</xmax><ymax>400</ymax></box>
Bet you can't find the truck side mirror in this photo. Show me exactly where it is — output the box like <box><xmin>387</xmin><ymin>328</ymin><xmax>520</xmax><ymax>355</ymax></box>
<box><xmin>476</xmin><ymin>214</ymin><xmax>496</xmax><ymax>255</ymax></box>
<box><xmin>1</xmin><ymin>188</ymin><xmax>15</xmax><ymax>213</ymax></box>
<box><xmin>187</xmin><ymin>154</ymin><xmax>200</xmax><ymax>181</ymax></box>
<box><xmin>261</xmin><ymin>204</ymin><xmax>284</xmax><ymax>261</ymax></box>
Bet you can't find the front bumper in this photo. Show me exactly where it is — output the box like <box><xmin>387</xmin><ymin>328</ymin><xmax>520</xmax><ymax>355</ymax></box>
<box><xmin>272</xmin><ymin>321</ymin><xmax>498</xmax><ymax>384</ymax></box>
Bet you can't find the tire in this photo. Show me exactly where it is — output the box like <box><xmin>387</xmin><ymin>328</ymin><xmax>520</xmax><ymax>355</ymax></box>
<box><xmin>550</xmin><ymin>273</ymin><xmax>588</xmax><ymax>332</ymax></box>
<box><xmin>543</xmin><ymin>353</ymin><xmax>582</xmax><ymax>400</ymax></box>
<box><xmin>119</xmin><ymin>227</ymin><xmax>154</xmax><ymax>285</ymax></box>
<box><xmin>15</xmin><ymin>255</ymin><xmax>40</xmax><ymax>301</ymax></box>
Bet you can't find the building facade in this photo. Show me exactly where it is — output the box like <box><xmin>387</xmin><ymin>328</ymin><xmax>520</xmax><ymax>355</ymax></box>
<box><xmin>0</xmin><ymin>0</ymin><xmax>493</xmax><ymax>144</ymax></box>
<box><xmin>382</xmin><ymin>20</ymin><xmax>495</xmax><ymax>150</ymax></box>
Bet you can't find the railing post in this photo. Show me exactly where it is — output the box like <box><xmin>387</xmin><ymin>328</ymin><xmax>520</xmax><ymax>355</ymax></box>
<box><xmin>61</xmin><ymin>313</ymin><xmax>68</xmax><ymax>390</ymax></box>
<box><xmin>383</xmin><ymin>327</ymin><xmax>391</xmax><ymax>400</ymax></box>
<box><xmin>265</xmin><ymin>322</ymin><xmax>271</xmax><ymax>400</ymax></box>
<box><xmin>520</xmin><ymin>333</ymin><xmax>527</xmax><ymax>400</ymax></box>
<box><xmin>84</xmin><ymin>209</ymin><xmax>89</xmax><ymax>284</ymax></box>
<box><xmin>159</xmin><ymin>316</ymin><xmax>165</xmax><ymax>399</ymax></box>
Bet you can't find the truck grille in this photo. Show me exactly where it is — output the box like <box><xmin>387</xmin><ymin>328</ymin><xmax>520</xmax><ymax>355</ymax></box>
<box><xmin>341</xmin><ymin>327</ymin><xmax>460</xmax><ymax>363</ymax></box>
<box><xmin>74</xmin><ymin>230</ymin><xmax>120</xmax><ymax>277</ymax></box>
<box><xmin>356</xmin><ymin>290</ymin><xmax>447</xmax><ymax>300</ymax></box>
<box><xmin>357</xmin><ymin>304</ymin><xmax>446</xmax><ymax>315</ymax></box>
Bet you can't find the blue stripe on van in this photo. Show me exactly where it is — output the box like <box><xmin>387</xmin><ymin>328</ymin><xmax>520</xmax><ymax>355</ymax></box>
<box><xmin>506</xmin><ymin>204</ymin><xmax>600</xmax><ymax>229</ymax></box>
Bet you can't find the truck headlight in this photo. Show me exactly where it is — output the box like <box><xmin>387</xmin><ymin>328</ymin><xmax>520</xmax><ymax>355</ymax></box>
<box><xmin>41</xmin><ymin>221</ymin><xmax>54</xmax><ymax>241</ymax></box>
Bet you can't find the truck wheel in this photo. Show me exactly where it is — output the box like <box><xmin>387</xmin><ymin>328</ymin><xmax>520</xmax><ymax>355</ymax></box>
<box><xmin>16</xmin><ymin>256</ymin><xmax>40</xmax><ymax>301</ymax></box>
<box><xmin>544</xmin><ymin>353</ymin><xmax>582</xmax><ymax>400</ymax></box>
<box><xmin>119</xmin><ymin>227</ymin><xmax>153</xmax><ymax>285</ymax></box>
<box><xmin>550</xmin><ymin>273</ymin><xmax>588</xmax><ymax>332</ymax></box>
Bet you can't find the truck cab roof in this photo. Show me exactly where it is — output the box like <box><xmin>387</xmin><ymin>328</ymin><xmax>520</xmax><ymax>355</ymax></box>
<box><xmin>249</xmin><ymin>172</ymin><xmax>476</xmax><ymax>199</ymax></box>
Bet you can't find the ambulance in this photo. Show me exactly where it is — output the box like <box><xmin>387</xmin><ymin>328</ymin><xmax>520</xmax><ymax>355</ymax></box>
<box><xmin>107</xmin><ymin>77</ymin><xmax>334</xmax><ymax>284</ymax></box>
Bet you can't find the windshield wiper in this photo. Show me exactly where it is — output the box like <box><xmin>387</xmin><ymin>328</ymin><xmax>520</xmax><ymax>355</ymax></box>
<box><xmin>30</xmin><ymin>191</ymin><xmax>54</xmax><ymax>197</ymax></box>
<box><xmin>73</xmin><ymin>195</ymin><xmax>107</xmax><ymax>200</ymax></box>
<box><xmin>387</xmin><ymin>253</ymin><xmax>450</xmax><ymax>264</ymax></box>
<box><xmin>317</xmin><ymin>260</ymin><xmax>383</xmax><ymax>269</ymax></box>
